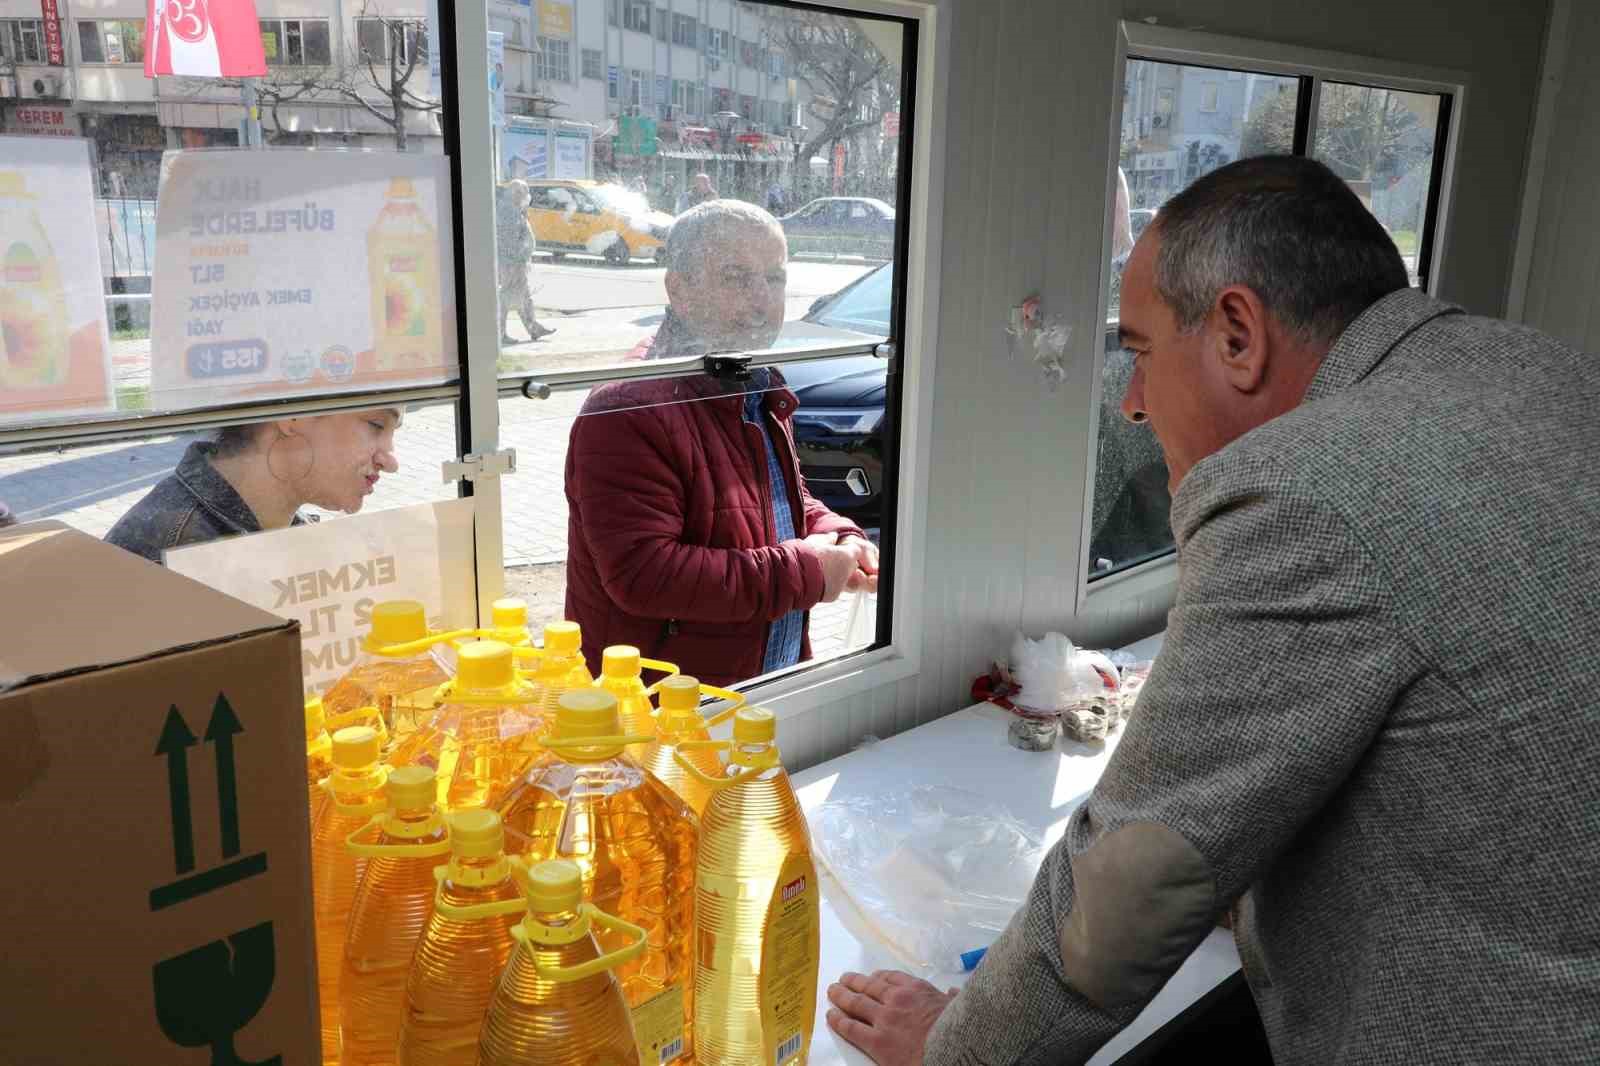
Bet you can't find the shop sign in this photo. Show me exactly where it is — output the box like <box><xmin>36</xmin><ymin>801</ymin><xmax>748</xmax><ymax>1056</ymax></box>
<box><xmin>554</xmin><ymin>130</ymin><xmax>588</xmax><ymax>179</ymax></box>
<box><xmin>149</xmin><ymin>149</ymin><xmax>457</xmax><ymax>412</ymax></box>
<box><xmin>167</xmin><ymin>498</ymin><xmax>477</xmax><ymax>699</ymax></box>
<box><xmin>537</xmin><ymin>0</ymin><xmax>572</xmax><ymax>37</ymax></box>
<box><xmin>0</xmin><ymin>135</ymin><xmax>114</xmax><ymax>425</ymax></box>
<box><xmin>11</xmin><ymin>105</ymin><xmax>77</xmax><ymax>137</ymax></box>
<box><xmin>40</xmin><ymin>0</ymin><xmax>64</xmax><ymax>65</ymax></box>
<box><xmin>882</xmin><ymin>111</ymin><xmax>900</xmax><ymax>138</ymax></box>
<box><xmin>503</xmin><ymin>119</ymin><xmax>549</xmax><ymax>178</ymax></box>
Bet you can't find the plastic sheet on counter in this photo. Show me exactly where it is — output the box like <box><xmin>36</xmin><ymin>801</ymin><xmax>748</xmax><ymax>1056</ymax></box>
<box><xmin>809</xmin><ymin>785</ymin><xmax>1047</xmax><ymax>977</ymax></box>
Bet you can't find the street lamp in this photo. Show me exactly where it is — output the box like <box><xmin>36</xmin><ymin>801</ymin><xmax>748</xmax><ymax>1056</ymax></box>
<box><xmin>710</xmin><ymin>110</ymin><xmax>740</xmax><ymax>195</ymax></box>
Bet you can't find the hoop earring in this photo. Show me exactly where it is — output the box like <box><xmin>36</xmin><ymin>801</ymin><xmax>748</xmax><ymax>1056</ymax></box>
<box><xmin>266</xmin><ymin>430</ymin><xmax>314</xmax><ymax>484</ymax></box>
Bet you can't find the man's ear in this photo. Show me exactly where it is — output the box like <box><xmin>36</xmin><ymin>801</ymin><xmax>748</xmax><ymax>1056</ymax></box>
<box><xmin>1211</xmin><ymin>285</ymin><xmax>1270</xmax><ymax>393</ymax></box>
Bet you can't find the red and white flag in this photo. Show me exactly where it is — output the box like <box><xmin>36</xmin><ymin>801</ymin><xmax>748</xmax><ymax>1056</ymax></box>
<box><xmin>144</xmin><ymin>0</ymin><xmax>267</xmax><ymax>78</ymax></box>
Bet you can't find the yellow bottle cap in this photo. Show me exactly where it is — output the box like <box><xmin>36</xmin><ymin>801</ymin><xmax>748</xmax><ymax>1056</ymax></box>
<box><xmin>600</xmin><ymin>645</ymin><xmax>641</xmax><ymax>680</ymax></box>
<box><xmin>656</xmin><ymin>674</ymin><xmax>701</xmax><ymax>715</ymax></box>
<box><xmin>551</xmin><ymin>689</ymin><xmax>622</xmax><ymax>759</ymax></box>
<box><xmin>543</xmin><ymin>621</ymin><xmax>582</xmax><ymax>657</ymax></box>
<box><xmin>367</xmin><ymin>599</ymin><xmax>428</xmax><ymax>651</ymax></box>
<box><xmin>331</xmin><ymin>725</ymin><xmax>381</xmax><ymax>768</ymax></box>
<box><xmin>525</xmin><ymin>859</ymin><xmax>583</xmax><ymax>912</ymax></box>
<box><xmin>386</xmin><ymin>765</ymin><xmax>437</xmax><ymax>810</ymax></box>
<box><xmin>492</xmin><ymin>598</ymin><xmax>528</xmax><ymax>630</ymax></box>
<box><xmin>304</xmin><ymin>696</ymin><xmax>326</xmax><ymax>738</ymax></box>
<box><xmin>388</xmin><ymin>176</ymin><xmax>417</xmax><ymax>198</ymax></box>
<box><xmin>448</xmin><ymin>809</ymin><xmax>504</xmax><ymax>858</ymax></box>
<box><xmin>457</xmin><ymin>639</ymin><xmax>514</xmax><ymax>690</ymax></box>
<box><xmin>733</xmin><ymin>706</ymin><xmax>777</xmax><ymax>745</ymax></box>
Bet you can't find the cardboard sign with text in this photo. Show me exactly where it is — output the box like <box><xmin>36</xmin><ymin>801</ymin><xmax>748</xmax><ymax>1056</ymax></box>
<box><xmin>0</xmin><ymin>135</ymin><xmax>114</xmax><ymax>425</ymax></box>
<box><xmin>149</xmin><ymin>149</ymin><xmax>457</xmax><ymax>413</ymax></box>
<box><xmin>165</xmin><ymin>498</ymin><xmax>476</xmax><ymax>700</ymax></box>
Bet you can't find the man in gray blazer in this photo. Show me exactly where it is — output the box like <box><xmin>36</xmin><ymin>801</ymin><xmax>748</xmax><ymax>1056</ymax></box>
<box><xmin>825</xmin><ymin>156</ymin><xmax>1600</xmax><ymax>1064</ymax></box>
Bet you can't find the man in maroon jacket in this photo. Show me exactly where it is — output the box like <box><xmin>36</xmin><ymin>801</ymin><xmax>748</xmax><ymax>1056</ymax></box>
<box><xmin>564</xmin><ymin>200</ymin><xmax>878</xmax><ymax>686</ymax></box>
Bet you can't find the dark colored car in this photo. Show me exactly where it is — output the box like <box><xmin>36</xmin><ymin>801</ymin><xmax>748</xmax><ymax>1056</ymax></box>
<box><xmin>778</xmin><ymin>197</ymin><xmax>896</xmax><ymax>253</ymax></box>
<box><xmin>777</xmin><ymin>264</ymin><xmax>894</xmax><ymax>527</ymax></box>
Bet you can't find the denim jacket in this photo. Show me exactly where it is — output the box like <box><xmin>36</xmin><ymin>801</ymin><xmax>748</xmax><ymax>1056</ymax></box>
<box><xmin>104</xmin><ymin>440</ymin><xmax>309</xmax><ymax>564</ymax></box>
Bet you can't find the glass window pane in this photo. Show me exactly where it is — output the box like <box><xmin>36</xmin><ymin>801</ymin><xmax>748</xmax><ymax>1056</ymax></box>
<box><xmin>121</xmin><ymin>20</ymin><xmax>145</xmax><ymax>64</ymax></box>
<box><xmin>1313</xmin><ymin>83</ymin><xmax>1444</xmax><ymax>288</ymax></box>
<box><xmin>498</xmin><ymin>371</ymin><xmax>881</xmax><ymax>691</ymax></box>
<box><xmin>303</xmin><ymin>20</ymin><xmax>331</xmax><ymax>66</ymax></box>
<box><xmin>1092</xmin><ymin>60</ymin><xmax>1301</xmax><ymax>580</ymax></box>
<box><xmin>77</xmin><ymin>21</ymin><xmax>105</xmax><ymax>63</ymax></box>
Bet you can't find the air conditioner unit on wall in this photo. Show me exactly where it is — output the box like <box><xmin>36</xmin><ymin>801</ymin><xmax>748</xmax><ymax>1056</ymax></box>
<box><xmin>32</xmin><ymin>74</ymin><xmax>63</xmax><ymax>98</ymax></box>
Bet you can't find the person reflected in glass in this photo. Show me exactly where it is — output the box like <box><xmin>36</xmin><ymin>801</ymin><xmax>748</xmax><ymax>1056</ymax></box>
<box><xmin>104</xmin><ymin>409</ymin><xmax>402</xmax><ymax>564</ymax></box>
<box><xmin>496</xmin><ymin>179</ymin><xmax>555</xmax><ymax>346</ymax></box>
<box><xmin>564</xmin><ymin>200</ymin><xmax>877</xmax><ymax>687</ymax></box>
<box><xmin>677</xmin><ymin>172</ymin><xmax>717</xmax><ymax>214</ymax></box>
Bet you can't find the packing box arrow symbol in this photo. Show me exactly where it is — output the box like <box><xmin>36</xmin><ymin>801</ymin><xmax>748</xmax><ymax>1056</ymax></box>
<box><xmin>205</xmin><ymin>694</ymin><xmax>245</xmax><ymax>860</ymax></box>
<box><xmin>156</xmin><ymin>706</ymin><xmax>198</xmax><ymax>876</ymax></box>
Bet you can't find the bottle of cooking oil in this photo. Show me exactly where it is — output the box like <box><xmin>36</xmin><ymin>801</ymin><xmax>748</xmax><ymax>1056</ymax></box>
<box><xmin>497</xmin><ymin>689</ymin><xmax>697</xmax><ymax>1066</ymax></box>
<box><xmin>306</xmin><ymin>697</ymin><xmax>334</xmax><ymax>825</ymax></box>
<box><xmin>594</xmin><ymin>646</ymin><xmax>678</xmax><ymax>761</ymax></box>
<box><xmin>681</xmin><ymin>707</ymin><xmax>820</xmax><ymax>1066</ymax></box>
<box><xmin>368</xmin><ymin>175</ymin><xmax>444</xmax><ymax>372</ymax></box>
<box><xmin>398</xmin><ymin>809</ymin><xmax>525</xmax><ymax>1066</ymax></box>
<box><xmin>387</xmin><ymin>640</ymin><xmax>545</xmax><ymax>812</ymax></box>
<box><xmin>341</xmin><ymin>765</ymin><xmax>453</xmax><ymax>1066</ymax></box>
<box><xmin>638</xmin><ymin>675</ymin><xmax>745</xmax><ymax>817</ymax></box>
<box><xmin>516</xmin><ymin>621</ymin><xmax>594</xmax><ymax>717</ymax></box>
<box><xmin>311</xmin><ymin>725</ymin><xmax>390</xmax><ymax>1064</ymax></box>
<box><xmin>478</xmin><ymin>859</ymin><xmax>647</xmax><ymax>1066</ymax></box>
<box><xmin>323</xmin><ymin>600</ymin><xmax>455</xmax><ymax>747</ymax></box>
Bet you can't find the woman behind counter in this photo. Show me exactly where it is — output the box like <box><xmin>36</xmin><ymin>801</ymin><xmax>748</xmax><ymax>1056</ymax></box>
<box><xmin>105</xmin><ymin>409</ymin><xmax>401</xmax><ymax>564</ymax></box>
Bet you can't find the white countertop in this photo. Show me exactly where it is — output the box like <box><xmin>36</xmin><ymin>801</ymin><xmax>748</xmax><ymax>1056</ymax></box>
<box><xmin>791</xmin><ymin>630</ymin><xmax>1240</xmax><ymax>1065</ymax></box>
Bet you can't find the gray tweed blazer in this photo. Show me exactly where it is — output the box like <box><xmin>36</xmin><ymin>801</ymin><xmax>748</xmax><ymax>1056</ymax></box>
<box><xmin>926</xmin><ymin>289</ymin><xmax>1600</xmax><ymax>1064</ymax></box>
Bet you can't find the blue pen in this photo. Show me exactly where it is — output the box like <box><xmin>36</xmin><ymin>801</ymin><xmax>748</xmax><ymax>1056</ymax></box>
<box><xmin>959</xmin><ymin>947</ymin><xmax>987</xmax><ymax>972</ymax></box>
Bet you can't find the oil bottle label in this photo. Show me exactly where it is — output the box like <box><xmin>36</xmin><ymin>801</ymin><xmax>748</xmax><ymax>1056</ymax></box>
<box><xmin>631</xmin><ymin>983</ymin><xmax>686</xmax><ymax>1065</ymax></box>
<box><xmin>760</xmin><ymin>852</ymin><xmax>820</xmax><ymax>1066</ymax></box>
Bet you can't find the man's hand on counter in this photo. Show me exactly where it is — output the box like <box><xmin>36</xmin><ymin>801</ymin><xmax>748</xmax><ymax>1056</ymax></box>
<box><xmin>826</xmin><ymin>970</ymin><xmax>957</xmax><ymax>1066</ymax></box>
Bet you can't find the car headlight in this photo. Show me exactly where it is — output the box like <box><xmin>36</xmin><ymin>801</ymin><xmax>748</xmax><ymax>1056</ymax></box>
<box><xmin>791</xmin><ymin>408</ymin><xmax>883</xmax><ymax>434</ymax></box>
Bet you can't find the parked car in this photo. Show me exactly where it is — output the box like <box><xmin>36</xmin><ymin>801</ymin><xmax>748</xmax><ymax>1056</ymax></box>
<box><xmin>523</xmin><ymin>180</ymin><xmax>673</xmax><ymax>265</ymax></box>
<box><xmin>778</xmin><ymin>197</ymin><xmax>896</xmax><ymax>249</ymax></box>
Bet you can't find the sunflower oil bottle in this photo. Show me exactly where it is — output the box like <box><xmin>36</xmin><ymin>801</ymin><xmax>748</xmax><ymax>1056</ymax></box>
<box><xmin>486</xmin><ymin>599</ymin><xmax>534</xmax><ymax>648</ymax></box>
<box><xmin>311</xmin><ymin>725</ymin><xmax>390</xmax><ymax>1063</ymax></box>
<box><xmin>340</xmin><ymin>765</ymin><xmax>452</xmax><ymax>1066</ymax></box>
<box><xmin>638</xmin><ymin>675</ymin><xmax>745</xmax><ymax>818</ymax></box>
<box><xmin>517</xmin><ymin>621</ymin><xmax>594</xmax><ymax>717</ymax></box>
<box><xmin>306</xmin><ymin>697</ymin><xmax>334</xmax><ymax>824</ymax></box>
<box><xmin>0</xmin><ymin>171</ymin><xmax>70</xmax><ymax>391</ymax></box>
<box><xmin>398</xmin><ymin>809</ymin><xmax>525</xmax><ymax>1066</ymax></box>
<box><xmin>497</xmin><ymin>689</ymin><xmax>697</xmax><ymax>1066</ymax></box>
<box><xmin>594</xmin><ymin>646</ymin><xmax>678</xmax><ymax>761</ymax></box>
<box><xmin>478</xmin><ymin>859</ymin><xmax>646</xmax><ymax>1066</ymax></box>
<box><xmin>387</xmin><ymin>640</ymin><xmax>544</xmax><ymax>812</ymax></box>
<box><xmin>684</xmin><ymin>707</ymin><xmax>820</xmax><ymax>1066</ymax></box>
<box><xmin>368</xmin><ymin>175</ymin><xmax>444</xmax><ymax>372</ymax></box>
<box><xmin>322</xmin><ymin>600</ymin><xmax>454</xmax><ymax>747</ymax></box>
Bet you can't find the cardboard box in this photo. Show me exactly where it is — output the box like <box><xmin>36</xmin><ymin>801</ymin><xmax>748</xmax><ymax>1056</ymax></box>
<box><xmin>0</xmin><ymin>522</ymin><xmax>317</xmax><ymax>1064</ymax></box>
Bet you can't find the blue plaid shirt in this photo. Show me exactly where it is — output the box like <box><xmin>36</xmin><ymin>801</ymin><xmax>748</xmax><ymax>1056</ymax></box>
<box><xmin>744</xmin><ymin>371</ymin><xmax>804</xmax><ymax>673</ymax></box>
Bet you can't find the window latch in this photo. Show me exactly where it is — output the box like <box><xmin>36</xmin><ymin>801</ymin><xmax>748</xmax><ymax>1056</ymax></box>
<box><xmin>874</xmin><ymin>342</ymin><xmax>896</xmax><ymax>365</ymax></box>
<box><xmin>441</xmin><ymin>448</ymin><xmax>517</xmax><ymax>484</ymax></box>
<box><xmin>703</xmin><ymin>354</ymin><xmax>753</xmax><ymax>381</ymax></box>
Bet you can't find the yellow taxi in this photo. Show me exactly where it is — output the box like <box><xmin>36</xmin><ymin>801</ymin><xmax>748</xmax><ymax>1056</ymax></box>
<box><xmin>523</xmin><ymin>179</ymin><xmax>674</xmax><ymax>265</ymax></box>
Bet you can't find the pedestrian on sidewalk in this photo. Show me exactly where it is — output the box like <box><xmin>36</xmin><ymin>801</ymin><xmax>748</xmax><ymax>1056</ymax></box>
<box><xmin>496</xmin><ymin>180</ymin><xmax>555</xmax><ymax>346</ymax></box>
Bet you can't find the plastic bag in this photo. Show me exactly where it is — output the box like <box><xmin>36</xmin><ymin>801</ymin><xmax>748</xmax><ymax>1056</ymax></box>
<box><xmin>810</xmin><ymin>785</ymin><xmax>1047</xmax><ymax>976</ymax></box>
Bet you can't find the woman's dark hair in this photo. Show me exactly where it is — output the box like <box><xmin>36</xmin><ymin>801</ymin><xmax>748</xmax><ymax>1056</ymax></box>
<box><xmin>213</xmin><ymin>424</ymin><xmax>266</xmax><ymax>458</ymax></box>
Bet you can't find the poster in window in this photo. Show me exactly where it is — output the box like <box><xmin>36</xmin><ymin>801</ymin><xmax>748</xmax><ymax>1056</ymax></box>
<box><xmin>488</xmin><ymin>31</ymin><xmax>506</xmax><ymax>128</ymax></box>
<box><xmin>503</xmin><ymin>120</ymin><xmax>550</xmax><ymax>179</ymax></box>
<box><xmin>0</xmin><ymin>136</ymin><xmax>113</xmax><ymax>425</ymax></box>
<box><xmin>148</xmin><ymin>150</ymin><xmax>457</xmax><ymax>412</ymax></box>
<box><xmin>554</xmin><ymin>131</ymin><xmax>588</xmax><ymax>179</ymax></box>
<box><xmin>537</xmin><ymin>0</ymin><xmax>571</xmax><ymax>36</ymax></box>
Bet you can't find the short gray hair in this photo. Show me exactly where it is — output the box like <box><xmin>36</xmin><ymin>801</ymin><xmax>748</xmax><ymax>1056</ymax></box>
<box><xmin>665</xmin><ymin>199</ymin><xmax>783</xmax><ymax>277</ymax></box>
<box><xmin>1152</xmin><ymin>155</ymin><xmax>1410</xmax><ymax>346</ymax></box>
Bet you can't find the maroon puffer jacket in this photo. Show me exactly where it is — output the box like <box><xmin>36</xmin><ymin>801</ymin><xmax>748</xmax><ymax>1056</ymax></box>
<box><xmin>563</xmin><ymin>370</ymin><xmax>865</xmax><ymax>687</ymax></box>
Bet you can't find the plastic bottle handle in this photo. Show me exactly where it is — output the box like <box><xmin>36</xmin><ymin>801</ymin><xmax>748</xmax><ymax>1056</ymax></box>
<box><xmin>371</xmin><ymin>628</ymin><xmax>480</xmax><ymax>657</ymax></box>
<box><xmin>672</xmin><ymin>741</ymin><xmax>765</xmax><ymax>788</ymax></box>
<box><xmin>538</xmin><ymin>732</ymin><xmax>654</xmax><ymax>752</ymax></box>
<box><xmin>345</xmin><ymin>814</ymin><xmax>454</xmax><ymax>859</ymax></box>
<box><xmin>432</xmin><ymin>868</ymin><xmax>529</xmax><ymax>922</ymax></box>
<box><xmin>531</xmin><ymin>905</ymin><xmax>649</xmax><ymax>983</ymax></box>
<box><xmin>325</xmin><ymin>705</ymin><xmax>389</xmax><ymax>747</ymax></box>
<box><xmin>642</xmin><ymin>682</ymin><xmax>748</xmax><ymax>729</ymax></box>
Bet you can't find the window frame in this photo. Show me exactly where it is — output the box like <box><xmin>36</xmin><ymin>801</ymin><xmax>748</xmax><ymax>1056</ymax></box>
<box><xmin>76</xmin><ymin>18</ymin><xmax>145</xmax><ymax>65</ymax></box>
<box><xmin>581</xmin><ymin>47</ymin><xmax>603</xmax><ymax>80</ymax></box>
<box><xmin>4</xmin><ymin>19</ymin><xmax>46</xmax><ymax>64</ymax></box>
<box><xmin>0</xmin><ymin>0</ymin><xmax>950</xmax><ymax>723</ymax></box>
<box><xmin>534</xmin><ymin>36</ymin><xmax>571</xmax><ymax>83</ymax></box>
<box><xmin>1076</xmin><ymin>21</ymin><xmax>1468</xmax><ymax>613</ymax></box>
